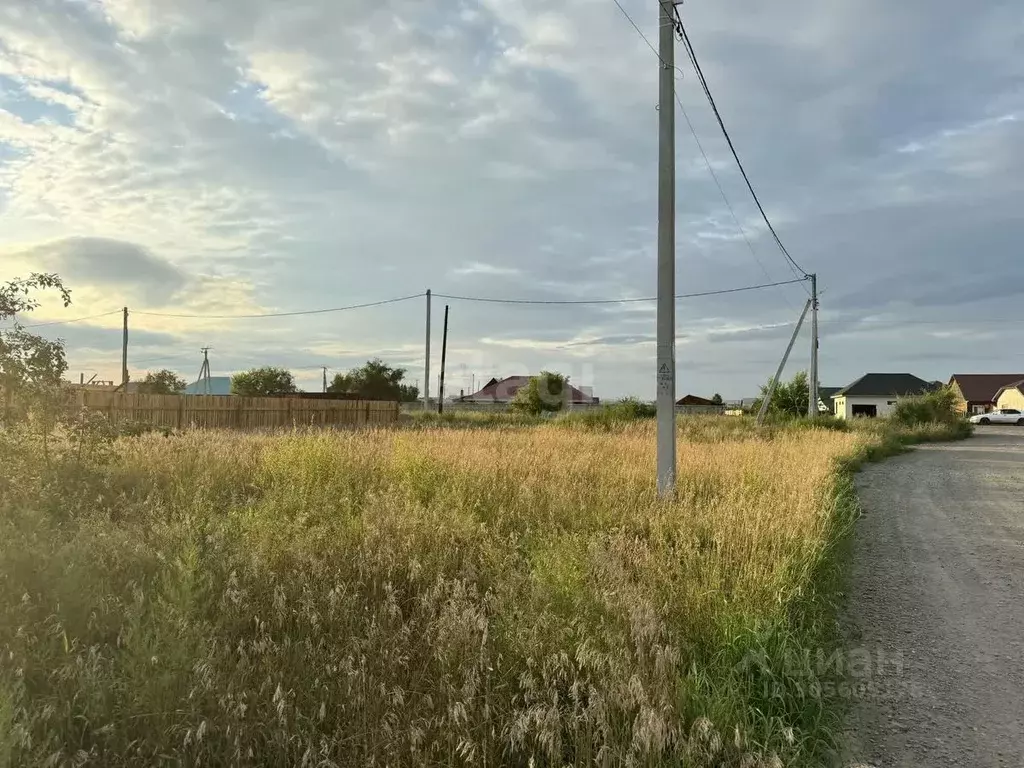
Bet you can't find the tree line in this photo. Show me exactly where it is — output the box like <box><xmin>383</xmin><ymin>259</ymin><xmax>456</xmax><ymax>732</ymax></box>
<box><xmin>2</xmin><ymin>271</ymin><xmax>807</xmax><ymax>414</ymax></box>
<box><xmin>0</xmin><ymin>275</ymin><xmax>420</xmax><ymax>405</ymax></box>
<box><xmin>135</xmin><ymin>360</ymin><xmax>420</xmax><ymax>401</ymax></box>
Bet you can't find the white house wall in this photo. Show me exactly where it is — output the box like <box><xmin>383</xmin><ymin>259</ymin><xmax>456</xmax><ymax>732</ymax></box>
<box><xmin>833</xmin><ymin>395</ymin><xmax>902</xmax><ymax>420</ymax></box>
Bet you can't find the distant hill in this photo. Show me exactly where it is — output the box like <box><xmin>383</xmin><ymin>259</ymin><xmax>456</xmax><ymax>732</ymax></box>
<box><xmin>183</xmin><ymin>376</ymin><xmax>232</xmax><ymax>395</ymax></box>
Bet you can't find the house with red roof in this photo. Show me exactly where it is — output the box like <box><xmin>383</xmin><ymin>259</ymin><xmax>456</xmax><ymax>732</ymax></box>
<box><xmin>947</xmin><ymin>374</ymin><xmax>1024</xmax><ymax>415</ymax></box>
<box><xmin>459</xmin><ymin>376</ymin><xmax>598</xmax><ymax>405</ymax></box>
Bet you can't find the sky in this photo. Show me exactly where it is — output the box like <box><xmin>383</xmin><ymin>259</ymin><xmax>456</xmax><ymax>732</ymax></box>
<box><xmin>1</xmin><ymin>0</ymin><xmax>1022</xmax><ymax>399</ymax></box>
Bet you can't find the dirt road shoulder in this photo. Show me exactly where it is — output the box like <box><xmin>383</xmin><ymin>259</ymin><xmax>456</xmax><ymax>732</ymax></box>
<box><xmin>841</xmin><ymin>427</ymin><xmax>1024</xmax><ymax>767</ymax></box>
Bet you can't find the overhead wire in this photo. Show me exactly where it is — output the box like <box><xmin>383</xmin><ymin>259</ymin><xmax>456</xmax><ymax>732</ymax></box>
<box><xmin>434</xmin><ymin>277</ymin><xmax>807</xmax><ymax>305</ymax></box>
<box><xmin>132</xmin><ymin>293</ymin><xmax>424</xmax><ymax>319</ymax></box>
<box><xmin>675</xmin><ymin>94</ymin><xmax>798</xmax><ymax>310</ymax></box>
<box><xmin>610</xmin><ymin>0</ymin><xmax>688</xmax><ymax>78</ymax></box>
<box><xmin>129</xmin><ymin>353</ymin><xmax>198</xmax><ymax>366</ymax></box>
<box><xmin>10</xmin><ymin>279</ymin><xmax>811</xmax><ymax>327</ymax></box>
<box><xmin>17</xmin><ymin>310</ymin><xmax>121</xmax><ymax>328</ymax></box>
<box><xmin>670</xmin><ymin>6</ymin><xmax>810</xmax><ymax>282</ymax></box>
<box><xmin>609</xmin><ymin>0</ymin><xmax>801</xmax><ymax>307</ymax></box>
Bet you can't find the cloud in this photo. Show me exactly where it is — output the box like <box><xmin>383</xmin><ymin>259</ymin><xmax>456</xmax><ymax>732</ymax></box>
<box><xmin>17</xmin><ymin>237</ymin><xmax>187</xmax><ymax>304</ymax></box>
<box><xmin>1</xmin><ymin>0</ymin><xmax>1022</xmax><ymax>398</ymax></box>
<box><xmin>451</xmin><ymin>262</ymin><xmax>521</xmax><ymax>277</ymax></box>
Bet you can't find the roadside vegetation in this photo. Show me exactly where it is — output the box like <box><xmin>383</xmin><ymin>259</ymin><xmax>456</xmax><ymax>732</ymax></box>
<box><xmin>0</xmin><ymin>407</ymin><xmax>968</xmax><ymax>768</ymax></box>
<box><xmin>2</xmin><ymin>419</ymin><xmax>862</xmax><ymax>767</ymax></box>
<box><xmin>1</xmin><ymin>274</ymin><xmax>971</xmax><ymax>766</ymax></box>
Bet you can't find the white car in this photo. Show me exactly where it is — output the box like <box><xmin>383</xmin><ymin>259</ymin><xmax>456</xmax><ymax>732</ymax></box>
<box><xmin>969</xmin><ymin>408</ymin><xmax>1024</xmax><ymax>426</ymax></box>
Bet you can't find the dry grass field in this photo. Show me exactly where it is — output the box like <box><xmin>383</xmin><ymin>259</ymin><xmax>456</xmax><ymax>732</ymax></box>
<box><xmin>0</xmin><ymin>418</ymin><xmax>930</xmax><ymax>766</ymax></box>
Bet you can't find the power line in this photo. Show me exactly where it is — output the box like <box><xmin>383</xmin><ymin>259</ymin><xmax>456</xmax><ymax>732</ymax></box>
<box><xmin>17</xmin><ymin>310</ymin><xmax>121</xmax><ymax>328</ymax></box>
<box><xmin>435</xmin><ymin>277</ymin><xmax>807</xmax><ymax>305</ymax></box>
<box><xmin>672</xmin><ymin>9</ymin><xmax>809</xmax><ymax>280</ymax></box>
<box><xmin>132</xmin><ymin>293</ymin><xmax>423</xmax><ymax>319</ymax></box>
<box><xmin>608</xmin><ymin>0</ymin><xmax>802</xmax><ymax>305</ymax></box>
<box><xmin>610</xmin><ymin>0</ymin><xmax>685</xmax><ymax>76</ymax></box>
<box><xmin>675</xmin><ymin>92</ymin><xmax>799</xmax><ymax>309</ymax></box>
<box><xmin>130</xmin><ymin>353</ymin><xmax>196</xmax><ymax>366</ymax></box>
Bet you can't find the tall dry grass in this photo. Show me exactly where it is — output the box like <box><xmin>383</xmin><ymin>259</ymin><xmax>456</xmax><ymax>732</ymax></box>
<box><xmin>0</xmin><ymin>421</ymin><xmax>867</xmax><ymax>766</ymax></box>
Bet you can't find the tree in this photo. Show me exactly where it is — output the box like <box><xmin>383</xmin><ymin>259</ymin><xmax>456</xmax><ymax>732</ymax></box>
<box><xmin>711</xmin><ymin>393</ymin><xmax>723</xmax><ymax>405</ymax></box>
<box><xmin>1</xmin><ymin>274</ymin><xmax>72</xmax><ymax>407</ymax></box>
<box><xmin>137</xmin><ymin>369</ymin><xmax>187</xmax><ymax>395</ymax></box>
<box><xmin>231</xmin><ymin>367</ymin><xmax>297</xmax><ymax>397</ymax></box>
<box><xmin>753</xmin><ymin>370</ymin><xmax>809</xmax><ymax>418</ymax></box>
<box><xmin>328</xmin><ymin>358</ymin><xmax>418</xmax><ymax>402</ymax></box>
<box><xmin>510</xmin><ymin>371</ymin><xmax>569</xmax><ymax>415</ymax></box>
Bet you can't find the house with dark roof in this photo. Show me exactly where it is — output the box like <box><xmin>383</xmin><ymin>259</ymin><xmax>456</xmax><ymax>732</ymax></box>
<box><xmin>831</xmin><ymin>373</ymin><xmax>936</xmax><ymax>419</ymax></box>
<box><xmin>948</xmin><ymin>374</ymin><xmax>1024</xmax><ymax>415</ymax></box>
<box><xmin>994</xmin><ymin>379</ymin><xmax>1024</xmax><ymax>412</ymax></box>
<box><xmin>675</xmin><ymin>394</ymin><xmax>725</xmax><ymax>414</ymax></box>
<box><xmin>459</xmin><ymin>376</ymin><xmax>598</xmax><ymax>406</ymax></box>
<box><xmin>817</xmin><ymin>386</ymin><xmax>841</xmax><ymax>414</ymax></box>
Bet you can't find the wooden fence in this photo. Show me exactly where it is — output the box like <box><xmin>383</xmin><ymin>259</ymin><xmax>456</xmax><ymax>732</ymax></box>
<box><xmin>73</xmin><ymin>392</ymin><xmax>399</xmax><ymax>430</ymax></box>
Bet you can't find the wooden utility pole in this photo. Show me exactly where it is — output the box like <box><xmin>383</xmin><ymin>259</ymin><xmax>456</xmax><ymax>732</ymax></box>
<box><xmin>322</xmin><ymin>366</ymin><xmax>328</xmax><ymax>393</ymax></box>
<box><xmin>437</xmin><ymin>304</ymin><xmax>450</xmax><ymax>414</ymax></box>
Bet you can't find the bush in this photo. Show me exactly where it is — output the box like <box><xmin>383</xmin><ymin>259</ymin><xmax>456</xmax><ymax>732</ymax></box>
<box><xmin>890</xmin><ymin>387</ymin><xmax>960</xmax><ymax>426</ymax></box>
<box><xmin>231</xmin><ymin>366</ymin><xmax>298</xmax><ymax>396</ymax></box>
<box><xmin>137</xmin><ymin>369</ymin><xmax>187</xmax><ymax>395</ymax></box>
<box><xmin>509</xmin><ymin>371</ymin><xmax>569</xmax><ymax>415</ymax></box>
<box><xmin>551</xmin><ymin>398</ymin><xmax>656</xmax><ymax>431</ymax></box>
<box><xmin>604</xmin><ymin>396</ymin><xmax>657</xmax><ymax>420</ymax></box>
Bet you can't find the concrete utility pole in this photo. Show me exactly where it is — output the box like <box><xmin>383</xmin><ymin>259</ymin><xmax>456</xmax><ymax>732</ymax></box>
<box><xmin>197</xmin><ymin>347</ymin><xmax>212</xmax><ymax>395</ymax></box>
<box><xmin>758</xmin><ymin>298</ymin><xmax>811</xmax><ymax>426</ymax></box>
<box><xmin>121</xmin><ymin>307</ymin><xmax>129</xmax><ymax>388</ymax></box>
<box><xmin>656</xmin><ymin>0</ymin><xmax>678</xmax><ymax>497</ymax></box>
<box><xmin>424</xmin><ymin>289</ymin><xmax>431</xmax><ymax>411</ymax></box>
<box><xmin>808</xmin><ymin>273</ymin><xmax>819</xmax><ymax>417</ymax></box>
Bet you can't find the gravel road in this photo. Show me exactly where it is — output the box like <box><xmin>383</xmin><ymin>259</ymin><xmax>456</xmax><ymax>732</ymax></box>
<box><xmin>841</xmin><ymin>426</ymin><xmax>1024</xmax><ymax>767</ymax></box>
